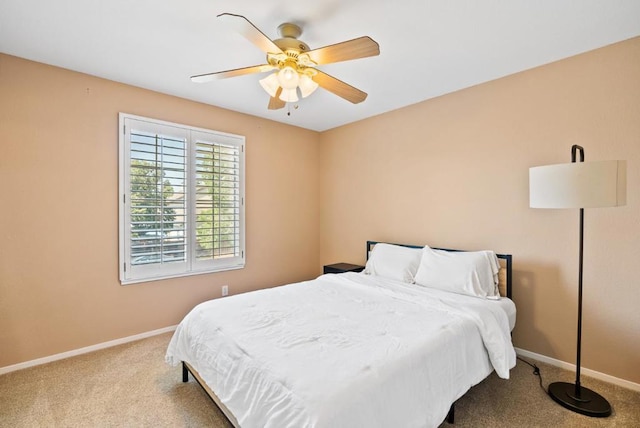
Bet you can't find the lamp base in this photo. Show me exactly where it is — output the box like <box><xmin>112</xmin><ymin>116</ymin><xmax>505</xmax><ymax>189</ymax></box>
<box><xmin>548</xmin><ymin>382</ymin><xmax>611</xmax><ymax>417</ymax></box>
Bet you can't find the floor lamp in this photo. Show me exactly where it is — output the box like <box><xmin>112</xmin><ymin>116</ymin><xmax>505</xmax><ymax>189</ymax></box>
<box><xmin>529</xmin><ymin>145</ymin><xmax>626</xmax><ymax>417</ymax></box>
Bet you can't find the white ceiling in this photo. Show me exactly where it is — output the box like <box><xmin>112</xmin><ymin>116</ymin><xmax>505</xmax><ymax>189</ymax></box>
<box><xmin>2</xmin><ymin>1</ymin><xmax>640</xmax><ymax>132</ymax></box>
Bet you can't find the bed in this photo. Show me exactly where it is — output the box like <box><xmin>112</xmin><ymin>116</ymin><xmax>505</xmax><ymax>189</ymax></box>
<box><xmin>166</xmin><ymin>241</ymin><xmax>516</xmax><ymax>427</ymax></box>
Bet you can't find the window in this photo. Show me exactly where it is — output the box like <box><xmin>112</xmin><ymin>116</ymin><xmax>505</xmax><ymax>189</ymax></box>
<box><xmin>119</xmin><ymin>113</ymin><xmax>245</xmax><ymax>284</ymax></box>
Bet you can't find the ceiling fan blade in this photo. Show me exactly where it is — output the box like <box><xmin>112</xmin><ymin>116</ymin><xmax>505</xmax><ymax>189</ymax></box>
<box><xmin>313</xmin><ymin>71</ymin><xmax>368</xmax><ymax>104</ymax></box>
<box><xmin>191</xmin><ymin>64</ymin><xmax>274</xmax><ymax>82</ymax></box>
<box><xmin>305</xmin><ymin>36</ymin><xmax>379</xmax><ymax>65</ymax></box>
<box><xmin>268</xmin><ymin>87</ymin><xmax>286</xmax><ymax>110</ymax></box>
<box><xmin>218</xmin><ymin>13</ymin><xmax>283</xmax><ymax>55</ymax></box>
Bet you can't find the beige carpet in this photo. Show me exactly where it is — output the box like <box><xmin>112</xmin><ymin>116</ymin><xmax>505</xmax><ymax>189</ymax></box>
<box><xmin>1</xmin><ymin>332</ymin><xmax>638</xmax><ymax>427</ymax></box>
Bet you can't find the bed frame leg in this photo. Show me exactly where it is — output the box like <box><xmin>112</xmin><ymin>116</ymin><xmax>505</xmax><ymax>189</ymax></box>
<box><xmin>182</xmin><ymin>361</ymin><xmax>189</xmax><ymax>382</ymax></box>
<box><xmin>446</xmin><ymin>403</ymin><xmax>455</xmax><ymax>424</ymax></box>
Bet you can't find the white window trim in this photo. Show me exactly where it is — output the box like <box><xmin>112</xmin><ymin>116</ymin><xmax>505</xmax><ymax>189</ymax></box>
<box><xmin>118</xmin><ymin>113</ymin><xmax>245</xmax><ymax>285</ymax></box>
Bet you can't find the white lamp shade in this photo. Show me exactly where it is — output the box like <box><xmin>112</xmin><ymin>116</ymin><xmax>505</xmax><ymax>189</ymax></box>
<box><xmin>259</xmin><ymin>73</ymin><xmax>280</xmax><ymax>98</ymax></box>
<box><xmin>530</xmin><ymin>160</ymin><xmax>626</xmax><ymax>209</ymax></box>
<box><xmin>299</xmin><ymin>74</ymin><xmax>319</xmax><ymax>98</ymax></box>
<box><xmin>277</xmin><ymin>66</ymin><xmax>300</xmax><ymax>90</ymax></box>
<box><xmin>279</xmin><ymin>87</ymin><xmax>299</xmax><ymax>102</ymax></box>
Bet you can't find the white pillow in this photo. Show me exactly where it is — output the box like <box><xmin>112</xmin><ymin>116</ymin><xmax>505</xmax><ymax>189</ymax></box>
<box><xmin>413</xmin><ymin>246</ymin><xmax>500</xmax><ymax>298</ymax></box>
<box><xmin>364</xmin><ymin>243</ymin><xmax>423</xmax><ymax>283</ymax></box>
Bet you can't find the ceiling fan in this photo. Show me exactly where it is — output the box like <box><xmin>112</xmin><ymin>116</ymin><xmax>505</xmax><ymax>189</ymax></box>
<box><xmin>191</xmin><ymin>13</ymin><xmax>380</xmax><ymax>110</ymax></box>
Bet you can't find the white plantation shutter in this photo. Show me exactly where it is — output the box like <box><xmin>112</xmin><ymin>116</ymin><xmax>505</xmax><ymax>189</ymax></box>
<box><xmin>129</xmin><ymin>128</ymin><xmax>187</xmax><ymax>272</ymax></box>
<box><xmin>192</xmin><ymin>131</ymin><xmax>244</xmax><ymax>271</ymax></box>
<box><xmin>119</xmin><ymin>114</ymin><xmax>245</xmax><ymax>284</ymax></box>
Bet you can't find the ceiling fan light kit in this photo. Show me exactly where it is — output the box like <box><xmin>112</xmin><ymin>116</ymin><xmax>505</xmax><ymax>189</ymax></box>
<box><xmin>298</xmin><ymin>74</ymin><xmax>319</xmax><ymax>98</ymax></box>
<box><xmin>259</xmin><ymin>73</ymin><xmax>280</xmax><ymax>98</ymax></box>
<box><xmin>277</xmin><ymin>66</ymin><xmax>300</xmax><ymax>90</ymax></box>
<box><xmin>279</xmin><ymin>87</ymin><xmax>299</xmax><ymax>103</ymax></box>
<box><xmin>192</xmin><ymin>13</ymin><xmax>380</xmax><ymax>111</ymax></box>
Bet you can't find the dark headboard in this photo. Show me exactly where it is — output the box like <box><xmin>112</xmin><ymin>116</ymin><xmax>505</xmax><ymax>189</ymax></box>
<box><xmin>366</xmin><ymin>240</ymin><xmax>513</xmax><ymax>299</ymax></box>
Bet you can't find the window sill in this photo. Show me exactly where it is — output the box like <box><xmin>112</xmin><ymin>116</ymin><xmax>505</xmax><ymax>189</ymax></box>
<box><xmin>120</xmin><ymin>264</ymin><xmax>245</xmax><ymax>285</ymax></box>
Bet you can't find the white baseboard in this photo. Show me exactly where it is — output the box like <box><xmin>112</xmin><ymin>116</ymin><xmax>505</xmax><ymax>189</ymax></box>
<box><xmin>2</xmin><ymin>331</ymin><xmax>638</xmax><ymax>394</ymax></box>
<box><xmin>0</xmin><ymin>325</ymin><xmax>177</xmax><ymax>376</ymax></box>
<box><xmin>515</xmin><ymin>347</ymin><xmax>640</xmax><ymax>392</ymax></box>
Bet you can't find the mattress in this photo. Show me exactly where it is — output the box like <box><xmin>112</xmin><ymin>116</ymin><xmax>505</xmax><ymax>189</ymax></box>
<box><xmin>166</xmin><ymin>272</ymin><xmax>516</xmax><ymax>427</ymax></box>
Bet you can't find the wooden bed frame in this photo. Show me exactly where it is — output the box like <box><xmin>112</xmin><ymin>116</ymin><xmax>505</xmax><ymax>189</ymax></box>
<box><xmin>181</xmin><ymin>241</ymin><xmax>514</xmax><ymax>426</ymax></box>
<box><xmin>182</xmin><ymin>361</ymin><xmax>240</xmax><ymax>427</ymax></box>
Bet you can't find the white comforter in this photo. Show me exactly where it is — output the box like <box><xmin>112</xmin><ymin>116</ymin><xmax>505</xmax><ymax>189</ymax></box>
<box><xmin>166</xmin><ymin>273</ymin><xmax>516</xmax><ymax>428</ymax></box>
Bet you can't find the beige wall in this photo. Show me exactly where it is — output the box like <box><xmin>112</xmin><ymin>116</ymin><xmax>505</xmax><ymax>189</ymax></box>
<box><xmin>0</xmin><ymin>54</ymin><xmax>321</xmax><ymax>367</ymax></box>
<box><xmin>319</xmin><ymin>37</ymin><xmax>640</xmax><ymax>384</ymax></box>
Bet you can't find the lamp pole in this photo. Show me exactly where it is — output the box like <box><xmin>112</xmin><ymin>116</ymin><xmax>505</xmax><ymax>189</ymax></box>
<box><xmin>572</xmin><ymin>144</ymin><xmax>584</xmax><ymax>398</ymax></box>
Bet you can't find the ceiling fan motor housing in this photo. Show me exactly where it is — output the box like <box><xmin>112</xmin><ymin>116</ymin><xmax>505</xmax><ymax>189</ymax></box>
<box><xmin>274</xmin><ymin>38</ymin><xmax>309</xmax><ymax>52</ymax></box>
<box><xmin>274</xmin><ymin>22</ymin><xmax>309</xmax><ymax>52</ymax></box>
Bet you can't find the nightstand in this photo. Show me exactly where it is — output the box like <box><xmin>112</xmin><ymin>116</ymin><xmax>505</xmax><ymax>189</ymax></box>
<box><xmin>323</xmin><ymin>263</ymin><xmax>365</xmax><ymax>274</ymax></box>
